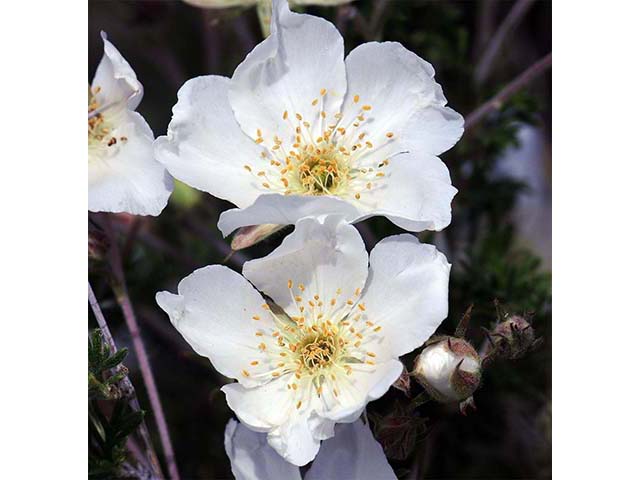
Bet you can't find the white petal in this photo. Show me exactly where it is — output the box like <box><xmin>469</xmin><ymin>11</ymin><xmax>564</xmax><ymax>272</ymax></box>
<box><xmin>92</xmin><ymin>32</ymin><xmax>143</xmax><ymax>111</ymax></box>
<box><xmin>319</xmin><ymin>360</ymin><xmax>403</xmax><ymax>422</ymax></box>
<box><xmin>342</xmin><ymin>41</ymin><xmax>462</xmax><ymax>156</ymax></box>
<box><xmin>306</xmin><ymin>420</ymin><xmax>397</xmax><ymax>480</ymax></box>
<box><xmin>357</xmin><ymin>235</ymin><xmax>450</xmax><ymax>357</ymax></box>
<box><xmin>222</xmin><ymin>375</ymin><xmax>297</xmax><ymax>431</ymax></box>
<box><xmin>223</xmin><ymin>377</ymin><xmax>323</xmax><ymax>466</ymax></box>
<box><xmin>156</xmin><ymin>265</ymin><xmax>280</xmax><ymax>388</ymax></box>
<box><xmin>357</xmin><ymin>153</ymin><xmax>458</xmax><ymax>232</ymax></box>
<box><xmin>88</xmin><ymin>111</ymin><xmax>173</xmax><ymax>216</ymax></box>
<box><xmin>217</xmin><ymin>194</ymin><xmax>361</xmax><ymax>237</ymax></box>
<box><xmin>242</xmin><ymin>216</ymin><xmax>367</xmax><ymax>321</ymax></box>
<box><xmin>224</xmin><ymin>419</ymin><xmax>302</xmax><ymax>480</ymax></box>
<box><xmin>229</xmin><ymin>0</ymin><xmax>347</xmax><ymax>148</ymax></box>
<box><xmin>267</xmin><ymin>414</ymin><xmax>322</xmax><ymax>467</ymax></box>
<box><xmin>154</xmin><ymin>75</ymin><xmax>266</xmax><ymax>209</ymax></box>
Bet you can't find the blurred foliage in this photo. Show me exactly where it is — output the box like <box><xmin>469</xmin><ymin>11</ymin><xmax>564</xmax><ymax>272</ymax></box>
<box><xmin>89</xmin><ymin>330</ymin><xmax>144</xmax><ymax>479</ymax></box>
<box><xmin>89</xmin><ymin>0</ymin><xmax>551</xmax><ymax>478</ymax></box>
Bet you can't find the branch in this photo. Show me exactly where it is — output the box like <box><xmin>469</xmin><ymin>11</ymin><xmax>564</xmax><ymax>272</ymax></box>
<box><xmin>102</xmin><ymin>218</ymin><xmax>182</xmax><ymax>480</ymax></box>
<box><xmin>89</xmin><ymin>282</ymin><xmax>164</xmax><ymax>479</ymax></box>
<box><xmin>465</xmin><ymin>52</ymin><xmax>551</xmax><ymax>132</ymax></box>
<box><xmin>474</xmin><ymin>0</ymin><xmax>537</xmax><ymax>84</ymax></box>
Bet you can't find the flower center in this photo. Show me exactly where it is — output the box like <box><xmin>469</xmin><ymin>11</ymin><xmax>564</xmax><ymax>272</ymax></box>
<box><xmin>242</xmin><ymin>91</ymin><xmax>397</xmax><ymax>201</ymax></box>
<box><xmin>241</xmin><ymin>281</ymin><xmax>385</xmax><ymax>410</ymax></box>
<box><xmin>296</xmin><ymin>142</ymin><xmax>349</xmax><ymax>195</ymax></box>
<box><xmin>300</xmin><ymin>334</ymin><xmax>338</xmax><ymax>371</ymax></box>
<box><xmin>88</xmin><ymin>86</ymin><xmax>127</xmax><ymax>156</ymax></box>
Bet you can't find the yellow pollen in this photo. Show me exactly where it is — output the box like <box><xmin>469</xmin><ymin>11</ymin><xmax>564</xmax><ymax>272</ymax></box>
<box><xmin>367</xmin><ymin>352</ymin><xmax>376</xmax><ymax>358</ymax></box>
<box><xmin>362</xmin><ymin>105</ymin><xmax>372</xmax><ymax>111</ymax></box>
<box><xmin>252</xmin><ymin>315</ymin><xmax>261</xmax><ymax>321</ymax></box>
<box><xmin>320</xmin><ymin>88</ymin><xmax>327</xmax><ymax>96</ymax></box>
<box><xmin>358</xmin><ymin>304</ymin><xmax>366</xmax><ymax>311</ymax></box>
<box><xmin>288</xmin><ymin>279</ymin><xmax>293</xmax><ymax>289</ymax></box>
<box><xmin>386</xmin><ymin>132</ymin><xmax>394</xmax><ymax>138</ymax></box>
<box><xmin>353</xmin><ymin>95</ymin><xmax>360</xmax><ymax>103</ymax></box>
<box><xmin>312</xmin><ymin>99</ymin><xmax>319</xmax><ymax>106</ymax></box>
<box><xmin>374</xmin><ymin>326</ymin><xmax>382</xmax><ymax>332</ymax></box>
<box><xmin>242</xmin><ymin>370</ymin><xmax>250</xmax><ymax>377</ymax></box>
<box><xmin>250</xmin><ymin>361</ymin><xmax>259</xmax><ymax>366</ymax></box>
<box><xmin>296</xmin><ymin>401</ymin><xmax>302</xmax><ymax>409</ymax></box>
<box><xmin>244</xmin><ymin>165</ymin><xmax>252</xmax><ymax>172</ymax></box>
<box><xmin>283</xmin><ymin>110</ymin><xmax>288</xmax><ymax>120</ymax></box>
<box><xmin>355</xmin><ymin>193</ymin><xmax>361</xmax><ymax>200</ymax></box>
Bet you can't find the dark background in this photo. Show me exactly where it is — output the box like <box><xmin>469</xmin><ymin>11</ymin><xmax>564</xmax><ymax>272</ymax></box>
<box><xmin>89</xmin><ymin>1</ymin><xmax>551</xmax><ymax>478</ymax></box>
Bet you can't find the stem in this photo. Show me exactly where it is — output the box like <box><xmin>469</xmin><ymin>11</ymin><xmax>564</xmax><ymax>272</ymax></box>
<box><xmin>88</xmin><ymin>282</ymin><xmax>164</xmax><ymax>479</ymax></box>
<box><xmin>465</xmin><ymin>52</ymin><xmax>551</xmax><ymax>132</ymax></box>
<box><xmin>102</xmin><ymin>218</ymin><xmax>181</xmax><ymax>480</ymax></box>
<box><xmin>474</xmin><ymin>0</ymin><xmax>537</xmax><ymax>84</ymax></box>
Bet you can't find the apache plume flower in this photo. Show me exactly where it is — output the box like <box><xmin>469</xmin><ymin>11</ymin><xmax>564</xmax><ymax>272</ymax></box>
<box><xmin>225</xmin><ymin>418</ymin><xmax>396</xmax><ymax>479</ymax></box>
<box><xmin>156</xmin><ymin>0</ymin><xmax>463</xmax><ymax>237</ymax></box>
<box><xmin>89</xmin><ymin>32</ymin><xmax>173</xmax><ymax>216</ymax></box>
<box><xmin>156</xmin><ymin>216</ymin><xmax>450</xmax><ymax>465</ymax></box>
<box><xmin>413</xmin><ymin>336</ymin><xmax>481</xmax><ymax>403</ymax></box>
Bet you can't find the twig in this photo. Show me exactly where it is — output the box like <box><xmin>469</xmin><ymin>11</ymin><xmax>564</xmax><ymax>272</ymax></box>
<box><xmin>368</xmin><ymin>0</ymin><xmax>391</xmax><ymax>40</ymax></box>
<box><xmin>89</xmin><ymin>282</ymin><xmax>164</xmax><ymax>479</ymax></box>
<box><xmin>465</xmin><ymin>52</ymin><xmax>551</xmax><ymax>132</ymax></box>
<box><xmin>474</xmin><ymin>0</ymin><xmax>537</xmax><ymax>84</ymax></box>
<box><xmin>103</xmin><ymin>218</ymin><xmax>181</xmax><ymax>480</ymax></box>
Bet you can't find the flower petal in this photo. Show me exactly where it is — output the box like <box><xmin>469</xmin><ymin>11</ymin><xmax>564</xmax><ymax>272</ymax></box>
<box><xmin>306</xmin><ymin>420</ymin><xmax>397</xmax><ymax>480</ymax></box>
<box><xmin>242</xmin><ymin>216</ymin><xmax>367</xmax><ymax>321</ymax></box>
<box><xmin>217</xmin><ymin>193</ymin><xmax>361</xmax><ymax>237</ymax></box>
<box><xmin>267</xmin><ymin>414</ymin><xmax>322</xmax><ymax>467</ymax></box>
<box><xmin>356</xmin><ymin>153</ymin><xmax>458</xmax><ymax>232</ymax></box>
<box><xmin>92</xmin><ymin>32</ymin><xmax>143</xmax><ymax>111</ymax></box>
<box><xmin>88</xmin><ymin>111</ymin><xmax>173</xmax><ymax>216</ymax></box>
<box><xmin>222</xmin><ymin>375</ymin><xmax>296</xmax><ymax>431</ymax></box>
<box><xmin>342</xmin><ymin>41</ymin><xmax>462</xmax><ymax>157</ymax></box>
<box><xmin>319</xmin><ymin>359</ymin><xmax>403</xmax><ymax>422</ymax></box>
<box><xmin>223</xmin><ymin>377</ymin><xmax>323</xmax><ymax>466</ymax></box>
<box><xmin>156</xmin><ymin>265</ymin><xmax>281</xmax><ymax>388</ymax></box>
<box><xmin>357</xmin><ymin>234</ymin><xmax>450</xmax><ymax>358</ymax></box>
<box><xmin>229</xmin><ymin>0</ymin><xmax>347</xmax><ymax>149</ymax></box>
<box><xmin>154</xmin><ymin>75</ymin><xmax>267</xmax><ymax>209</ymax></box>
<box><xmin>224</xmin><ymin>419</ymin><xmax>302</xmax><ymax>480</ymax></box>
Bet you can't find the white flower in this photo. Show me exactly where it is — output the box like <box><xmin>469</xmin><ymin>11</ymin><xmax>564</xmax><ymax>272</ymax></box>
<box><xmin>225</xmin><ymin>418</ymin><xmax>396</xmax><ymax>480</ymax></box>
<box><xmin>156</xmin><ymin>216</ymin><xmax>450</xmax><ymax>465</ymax></box>
<box><xmin>155</xmin><ymin>0</ymin><xmax>463</xmax><ymax>237</ymax></box>
<box><xmin>413</xmin><ymin>337</ymin><xmax>481</xmax><ymax>403</ymax></box>
<box><xmin>89</xmin><ymin>32</ymin><xmax>173</xmax><ymax>216</ymax></box>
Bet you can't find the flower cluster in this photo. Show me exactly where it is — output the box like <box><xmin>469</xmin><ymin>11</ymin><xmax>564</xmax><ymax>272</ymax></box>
<box><xmin>90</xmin><ymin>0</ymin><xmax>467</xmax><ymax>473</ymax></box>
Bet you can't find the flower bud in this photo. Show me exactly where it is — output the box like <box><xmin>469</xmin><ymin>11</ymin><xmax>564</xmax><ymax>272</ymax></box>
<box><xmin>230</xmin><ymin>223</ymin><xmax>284</xmax><ymax>250</ymax></box>
<box><xmin>413</xmin><ymin>336</ymin><xmax>481</xmax><ymax>403</ymax></box>
<box><xmin>491</xmin><ymin>315</ymin><xmax>537</xmax><ymax>359</ymax></box>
